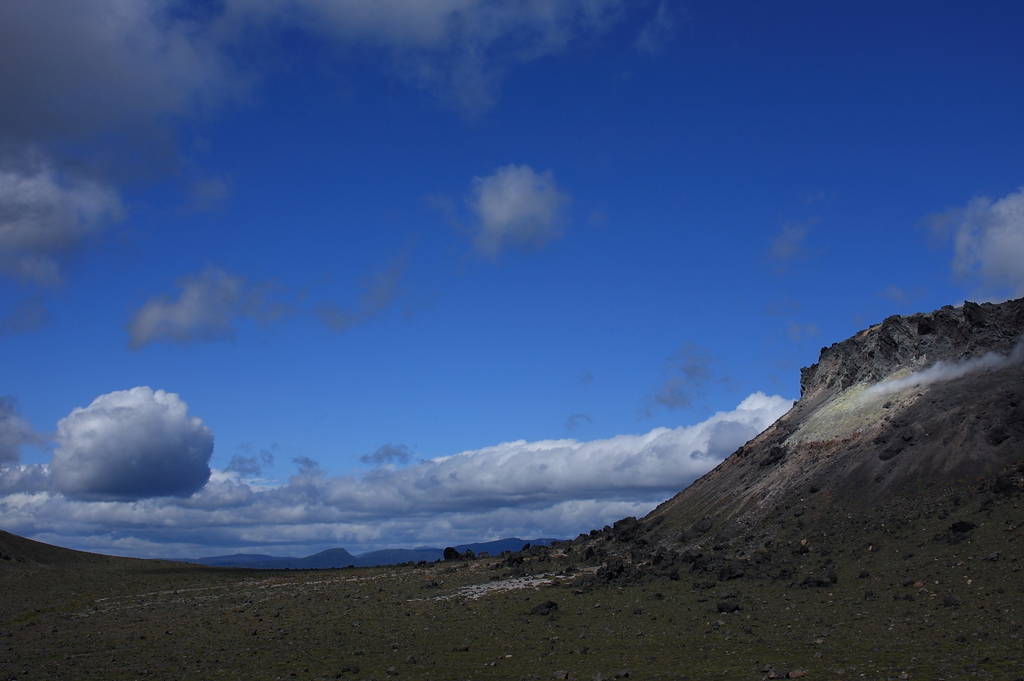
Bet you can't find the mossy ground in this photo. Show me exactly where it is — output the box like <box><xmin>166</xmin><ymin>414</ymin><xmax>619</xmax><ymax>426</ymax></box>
<box><xmin>2</xmin><ymin>487</ymin><xmax>1023</xmax><ymax>681</ymax></box>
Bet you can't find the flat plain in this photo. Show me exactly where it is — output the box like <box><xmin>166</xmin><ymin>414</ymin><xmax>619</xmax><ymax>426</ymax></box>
<box><xmin>3</xmin><ymin>479</ymin><xmax>1023</xmax><ymax>681</ymax></box>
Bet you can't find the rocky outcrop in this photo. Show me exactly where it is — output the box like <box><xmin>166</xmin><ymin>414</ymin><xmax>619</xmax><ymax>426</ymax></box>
<box><xmin>798</xmin><ymin>298</ymin><xmax>1024</xmax><ymax>403</ymax></box>
<box><xmin>647</xmin><ymin>297</ymin><xmax>1024</xmax><ymax>546</ymax></box>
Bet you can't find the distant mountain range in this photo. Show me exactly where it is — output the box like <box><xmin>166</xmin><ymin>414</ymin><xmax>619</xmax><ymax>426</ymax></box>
<box><xmin>184</xmin><ymin>537</ymin><xmax>559</xmax><ymax>569</ymax></box>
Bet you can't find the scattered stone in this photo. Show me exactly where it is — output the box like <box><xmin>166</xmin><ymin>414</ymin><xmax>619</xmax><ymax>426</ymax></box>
<box><xmin>944</xmin><ymin>591</ymin><xmax>963</xmax><ymax>608</ymax></box>
<box><xmin>815</xmin><ymin>569</ymin><xmax>837</xmax><ymax>587</ymax></box>
<box><xmin>719</xmin><ymin>560</ymin><xmax>745</xmax><ymax>581</ymax></box>
<box><xmin>531</xmin><ymin>601</ymin><xmax>559</xmax><ymax>616</ymax></box>
<box><xmin>551</xmin><ymin>671</ymin><xmax>569</xmax><ymax>680</ymax></box>
<box><xmin>716</xmin><ymin>601</ymin><xmax>740</xmax><ymax>613</ymax></box>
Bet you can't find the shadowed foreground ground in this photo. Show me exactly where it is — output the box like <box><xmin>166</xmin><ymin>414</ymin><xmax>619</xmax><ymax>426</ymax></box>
<box><xmin>3</xmin><ymin>479</ymin><xmax>1024</xmax><ymax>681</ymax></box>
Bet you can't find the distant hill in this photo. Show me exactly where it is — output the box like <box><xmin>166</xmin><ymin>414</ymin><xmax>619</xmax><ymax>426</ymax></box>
<box><xmin>187</xmin><ymin>537</ymin><xmax>559</xmax><ymax>569</ymax></box>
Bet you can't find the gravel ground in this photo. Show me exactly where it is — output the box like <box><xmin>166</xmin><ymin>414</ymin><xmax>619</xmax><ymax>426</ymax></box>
<box><xmin>3</xmin><ymin>481</ymin><xmax>1023</xmax><ymax>681</ymax></box>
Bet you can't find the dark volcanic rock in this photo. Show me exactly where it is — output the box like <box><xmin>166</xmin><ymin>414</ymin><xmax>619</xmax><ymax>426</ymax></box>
<box><xmin>644</xmin><ymin>297</ymin><xmax>1024</xmax><ymax>538</ymax></box>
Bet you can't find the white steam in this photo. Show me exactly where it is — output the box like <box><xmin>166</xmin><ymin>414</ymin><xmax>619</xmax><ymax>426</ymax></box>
<box><xmin>869</xmin><ymin>336</ymin><xmax>1024</xmax><ymax>395</ymax></box>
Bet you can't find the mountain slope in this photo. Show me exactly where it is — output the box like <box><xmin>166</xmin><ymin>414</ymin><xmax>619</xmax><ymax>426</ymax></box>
<box><xmin>645</xmin><ymin>298</ymin><xmax>1024</xmax><ymax>545</ymax></box>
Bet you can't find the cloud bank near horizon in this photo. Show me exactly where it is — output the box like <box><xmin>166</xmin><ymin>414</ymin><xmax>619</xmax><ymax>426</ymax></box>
<box><xmin>0</xmin><ymin>388</ymin><xmax>792</xmax><ymax>558</ymax></box>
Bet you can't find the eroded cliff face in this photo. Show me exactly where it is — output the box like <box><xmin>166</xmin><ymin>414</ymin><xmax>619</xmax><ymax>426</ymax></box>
<box><xmin>799</xmin><ymin>299</ymin><xmax>1024</xmax><ymax>403</ymax></box>
<box><xmin>649</xmin><ymin>297</ymin><xmax>1024</xmax><ymax>545</ymax></box>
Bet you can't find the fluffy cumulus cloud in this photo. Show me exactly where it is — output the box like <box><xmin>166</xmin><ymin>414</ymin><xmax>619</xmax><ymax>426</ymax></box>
<box><xmin>0</xmin><ymin>166</ymin><xmax>123</xmax><ymax>285</ymax></box>
<box><xmin>49</xmin><ymin>387</ymin><xmax>214</xmax><ymax>501</ymax></box>
<box><xmin>934</xmin><ymin>187</ymin><xmax>1024</xmax><ymax>299</ymax></box>
<box><xmin>0</xmin><ymin>392</ymin><xmax>791</xmax><ymax>557</ymax></box>
<box><xmin>469</xmin><ymin>164</ymin><xmax>571</xmax><ymax>256</ymax></box>
<box><xmin>127</xmin><ymin>266</ymin><xmax>294</xmax><ymax>348</ymax></box>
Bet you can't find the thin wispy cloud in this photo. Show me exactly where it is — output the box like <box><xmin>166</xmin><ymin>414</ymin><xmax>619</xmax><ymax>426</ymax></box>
<box><xmin>0</xmin><ymin>165</ymin><xmax>123</xmax><ymax>286</ymax></box>
<box><xmin>468</xmin><ymin>165</ymin><xmax>571</xmax><ymax>256</ymax></box>
<box><xmin>361</xmin><ymin>443</ymin><xmax>412</xmax><ymax>467</ymax></box>
<box><xmin>317</xmin><ymin>256</ymin><xmax>407</xmax><ymax>332</ymax></box>
<box><xmin>645</xmin><ymin>342</ymin><xmax>719</xmax><ymax>415</ymax></box>
<box><xmin>127</xmin><ymin>267</ymin><xmax>295</xmax><ymax>349</ymax></box>
<box><xmin>226</xmin><ymin>444</ymin><xmax>276</xmax><ymax>478</ymax></box>
<box><xmin>0</xmin><ymin>397</ymin><xmax>43</xmax><ymax>465</ymax></box>
<box><xmin>787</xmin><ymin>322</ymin><xmax>819</xmax><ymax>342</ymax></box>
<box><xmin>564</xmin><ymin>412</ymin><xmax>593</xmax><ymax>432</ymax></box>
<box><xmin>768</xmin><ymin>220</ymin><xmax>813</xmax><ymax>265</ymax></box>
<box><xmin>0</xmin><ymin>298</ymin><xmax>48</xmax><ymax>337</ymax></box>
<box><xmin>635</xmin><ymin>1</ymin><xmax>676</xmax><ymax>54</ymax></box>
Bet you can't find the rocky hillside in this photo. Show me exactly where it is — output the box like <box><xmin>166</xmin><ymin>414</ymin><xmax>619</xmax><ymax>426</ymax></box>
<box><xmin>646</xmin><ymin>297</ymin><xmax>1024</xmax><ymax>547</ymax></box>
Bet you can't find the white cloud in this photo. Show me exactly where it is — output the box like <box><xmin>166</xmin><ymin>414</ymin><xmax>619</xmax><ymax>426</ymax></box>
<box><xmin>936</xmin><ymin>187</ymin><xmax>1024</xmax><ymax>299</ymax></box>
<box><xmin>127</xmin><ymin>266</ymin><xmax>294</xmax><ymax>348</ymax></box>
<box><xmin>469</xmin><ymin>164</ymin><xmax>571</xmax><ymax>256</ymax></box>
<box><xmin>49</xmin><ymin>387</ymin><xmax>214</xmax><ymax>501</ymax></box>
<box><xmin>0</xmin><ymin>166</ymin><xmax>123</xmax><ymax>285</ymax></box>
<box><xmin>0</xmin><ymin>392</ymin><xmax>792</xmax><ymax>557</ymax></box>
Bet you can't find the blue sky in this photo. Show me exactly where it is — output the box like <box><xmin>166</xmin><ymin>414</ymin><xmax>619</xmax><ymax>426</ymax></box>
<box><xmin>1</xmin><ymin>0</ymin><xmax>1023</xmax><ymax>558</ymax></box>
